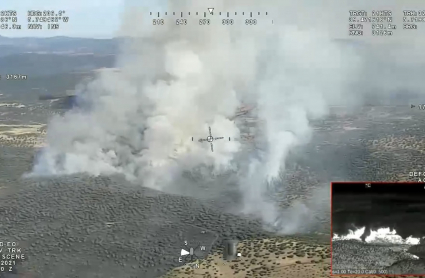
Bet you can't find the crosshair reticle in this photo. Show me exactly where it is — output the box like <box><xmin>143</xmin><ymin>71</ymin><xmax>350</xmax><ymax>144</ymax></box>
<box><xmin>193</xmin><ymin>126</ymin><xmax>228</xmax><ymax>152</ymax></box>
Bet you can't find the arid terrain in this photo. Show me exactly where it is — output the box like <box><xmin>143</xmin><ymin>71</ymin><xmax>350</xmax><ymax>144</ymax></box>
<box><xmin>1</xmin><ymin>101</ymin><xmax>425</xmax><ymax>278</ymax></box>
<box><xmin>1</xmin><ymin>34</ymin><xmax>425</xmax><ymax>278</ymax></box>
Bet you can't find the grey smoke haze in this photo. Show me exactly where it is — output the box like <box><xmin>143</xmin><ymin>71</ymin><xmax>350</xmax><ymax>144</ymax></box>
<box><xmin>29</xmin><ymin>0</ymin><xmax>425</xmax><ymax>233</ymax></box>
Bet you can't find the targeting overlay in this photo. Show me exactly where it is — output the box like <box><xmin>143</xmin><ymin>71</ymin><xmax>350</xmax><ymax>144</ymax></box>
<box><xmin>192</xmin><ymin>126</ymin><xmax>230</xmax><ymax>152</ymax></box>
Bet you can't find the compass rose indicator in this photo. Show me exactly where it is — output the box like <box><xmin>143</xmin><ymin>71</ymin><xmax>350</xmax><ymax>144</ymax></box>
<box><xmin>179</xmin><ymin>240</ymin><xmax>206</xmax><ymax>265</ymax></box>
<box><xmin>192</xmin><ymin>126</ymin><xmax>230</xmax><ymax>152</ymax></box>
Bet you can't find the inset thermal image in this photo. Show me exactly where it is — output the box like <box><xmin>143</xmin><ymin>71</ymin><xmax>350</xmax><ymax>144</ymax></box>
<box><xmin>331</xmin><ymin>182</ymin><xmax>425</xmax><ymax>275</ymax></box>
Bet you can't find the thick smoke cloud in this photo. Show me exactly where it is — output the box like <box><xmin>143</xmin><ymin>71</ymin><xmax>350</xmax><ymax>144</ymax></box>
<box><xmin>29</xmin><ymin>0</ymin><xmax>425</xmax><ymax>233</ymax></box>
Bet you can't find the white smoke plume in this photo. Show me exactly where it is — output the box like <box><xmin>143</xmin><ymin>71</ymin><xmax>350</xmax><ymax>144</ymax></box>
<box><xmin>28</xmin><ymin>0</ymin><xmax>425</xmax><ymax>233</ymax></box>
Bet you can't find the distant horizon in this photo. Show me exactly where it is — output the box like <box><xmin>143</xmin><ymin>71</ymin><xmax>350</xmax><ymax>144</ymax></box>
<box><xmin>0</xmin><ymin>35</ymin><xmax>117</xmax><ymax>39</ymax></box>
<box><xmin>0</xmin><ymin>35</ymin><xmax>361</xmax><ymax>44</ymax></box>
<box><xmin>0</xmin><ymin>34</ymin><xmax>121</xmax><ymax>39</ymax></box>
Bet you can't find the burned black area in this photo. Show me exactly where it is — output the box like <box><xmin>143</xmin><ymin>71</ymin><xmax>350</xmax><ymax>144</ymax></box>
<box><xmin>332</xmin><ymin>182</ymin><xmax>425</xmax><ymax>240</ymax></box>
